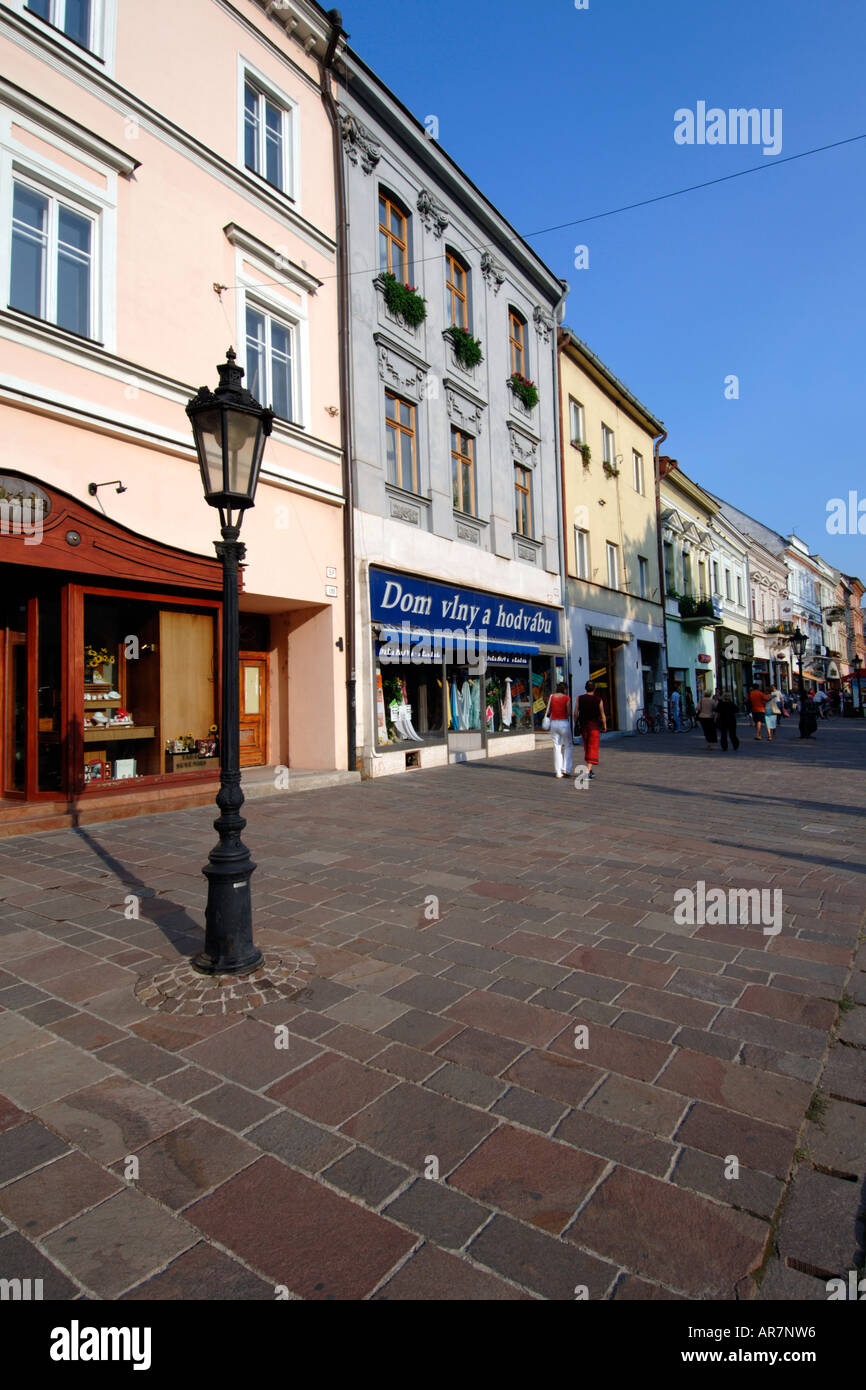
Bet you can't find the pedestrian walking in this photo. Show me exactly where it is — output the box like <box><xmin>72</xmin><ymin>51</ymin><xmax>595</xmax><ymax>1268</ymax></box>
<box><xmin>799</xmin><ymin>692</ymin><xmax>819</xmax><ymax>740</ymax></box>
<box><xmin>748</xmin><ymin>684</ymin><xmax>769</xmax><ymax>740</ymax></box>
<box><xmin>576</xmin><ymin>680</ymin><xmax>607</xmax><ymax>778</ymax></box>
<box><xmin>763</xmin><ymin>685</ymin><xmax>782</xmax><ymax>741</ymax></box>
<box><xmin>697</xmin><ymin>688</ymin><xmax>718</xmax><ymax>747</ymax></box>
<box><xmin>546</xmin><ymin>681</ymin><xmax>573</xmax><ymax>779</ymax></box>
<box><xmin>715</xmin><ymin>690</ymin><xmax>740</xmax><ymax>751</ymax></box>
<box><xmin>670</xmin><ymin>684</ymin><xmax>682</xmax><ymax>731</ymax></box>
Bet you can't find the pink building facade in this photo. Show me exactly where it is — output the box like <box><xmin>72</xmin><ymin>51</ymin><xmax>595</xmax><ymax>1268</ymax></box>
<box><xmin>0</xmin><ymin>0</ymin><xmax>349</xmax><ymax>827</ymax></box>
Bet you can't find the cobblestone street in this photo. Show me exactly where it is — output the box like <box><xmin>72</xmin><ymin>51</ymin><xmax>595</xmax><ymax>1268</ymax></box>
<box><xmin>0</xmin><ymin>719</ymin><xmax>864</xmax><ymax>1301</ymax></box>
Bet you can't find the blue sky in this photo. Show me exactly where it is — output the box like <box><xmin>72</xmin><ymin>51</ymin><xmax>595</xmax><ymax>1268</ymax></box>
<box><xmin>343</xmin><ymin>0</ymin><xmax>866</xmax><ymax>580</ymax></box>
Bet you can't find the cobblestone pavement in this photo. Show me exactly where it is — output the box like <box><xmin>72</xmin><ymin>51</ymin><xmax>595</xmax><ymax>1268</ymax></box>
<box><xmin>0</xmin><ymin>719</ymin><xmax>863</xmax><ymax>1301</ymax></box>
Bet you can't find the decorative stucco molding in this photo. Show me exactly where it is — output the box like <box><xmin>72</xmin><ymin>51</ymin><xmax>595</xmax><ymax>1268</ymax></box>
<box><xmin>480</xmin><ymin>251</ymin><xmax>506</xmax><ymax>295</ymax></box>
<box><xmin>389</xmin><ymin>497</ymin><xmax>421</xmax><ymax>526</ymax></box>
<box><xmin>507</xmin><ymin>422</ymin><xmax>538</xmax><ymax>466</ymax></box>
<box><xmin>417</xmin><ymin>189</ymin><xmax>449</xmax><ymax>239</ymax></box>
<box><xmin>377</xmin><ymin>342</ymin><xmax>426</xmax><ymax>399</ymax></box>
<box><xmin>533</xmin><ymin>305</ymin><xmax>554</xmax><ymax>342</ymax></box>
<box><xmin>445</xmin><ymin>385</ymin><xmax>484</xmax><ymax>434</ymax></box>
<box><xmin>456</xmin><ymin>521</ymin><xmax>480</xmax><ymax>545</ymax></box>
<box><xmin>339</xmin><ymin>106</ymin><xmax>381</xmax><ymax>174</ymax></box>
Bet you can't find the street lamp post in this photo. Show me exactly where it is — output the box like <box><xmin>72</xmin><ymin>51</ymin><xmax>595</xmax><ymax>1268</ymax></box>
<box><xmin>790</xmin><ymin>629</ymin><xmax>814</xmax><ymax>740</ymax></box>
<box><xmin>186</xmin><ymin>349</ymin><xmax>274</xmax><ymax>975</ymax></box>
<box><xmin>854</xmin><ymin>660</ymin><xmax>864</xmax><ymax>717</ymax></box>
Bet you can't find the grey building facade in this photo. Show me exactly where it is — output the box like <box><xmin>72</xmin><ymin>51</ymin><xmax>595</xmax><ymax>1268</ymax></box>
<box><xmin>336</xmin><ymin>53</ymin><xmax>568</xmax><ymax>777</ymax></box>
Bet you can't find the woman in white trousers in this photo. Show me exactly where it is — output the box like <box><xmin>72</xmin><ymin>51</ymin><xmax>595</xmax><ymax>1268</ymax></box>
<box><xmin>547</xmin><ymin>682</ymin><xmax>574</xmax><ymax>778</ymax></box>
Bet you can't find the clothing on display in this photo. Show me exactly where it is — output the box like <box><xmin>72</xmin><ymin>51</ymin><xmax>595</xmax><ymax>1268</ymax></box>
<box><xmin>502</xmin><ymin>677</ymin><xmax>513</xmax><ymax>728</ymax></box>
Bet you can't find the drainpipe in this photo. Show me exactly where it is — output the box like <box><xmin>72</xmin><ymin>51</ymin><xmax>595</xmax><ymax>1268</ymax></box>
<box><xmin>320</xmin><ymin>11</ymin><xmax>356</xmax><ymax>772</ymax></box>
<box><xmin>551</xmin><ymin>285</ymin><xmax>570</xmax><ymax>705</ymax></box>
<box><xmin>653</xmin><ymin>428</ymin><xmax>669</xmax><ymax>699</ymax></box>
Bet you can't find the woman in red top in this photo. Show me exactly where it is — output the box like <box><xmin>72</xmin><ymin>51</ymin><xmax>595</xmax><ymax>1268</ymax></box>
<box><xmin>576</xmin><ymin>680</ymin><xmax>607</xmax><ymax>778</ymax></box>
<box><xmin>547</xmin><ymin>682</ymin><xmax>573</xmax><ymax>778</ymax></box>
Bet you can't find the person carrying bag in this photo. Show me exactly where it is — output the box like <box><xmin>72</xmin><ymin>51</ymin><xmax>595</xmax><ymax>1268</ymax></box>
<box><xmin>546</xmin><ymin>682</ymin><xmax>573</xmax><ymax>778</ymax></box>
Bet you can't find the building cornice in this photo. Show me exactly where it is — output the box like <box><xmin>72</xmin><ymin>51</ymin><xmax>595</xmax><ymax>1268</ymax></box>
<box><xmin>0</xmin><ymin>5</ymin><xmax>337</xmax><ymax>258</ymax></box>
<box><xmin>559</xmin><ymin>326</ymin><xmax>663</xmax><ymax>437</ymax></box>
<box><xmin>338</xmin><ymin>50</ymin><xmax>563</xmax><ymax>305</ymax></box>
<box><xmin>223</xmin><ymin>222</ymin><xmax>324</xmax><ymax>293</ymax></box>
<box><xmin>0</xmin><ymin>74</ymin><xmax>139</xmax><ymax>175</ymax></box>
<box><xmin>659</xmin><ymin>467</ymin><xmax>719</xmax><ymax>518</ymax></box>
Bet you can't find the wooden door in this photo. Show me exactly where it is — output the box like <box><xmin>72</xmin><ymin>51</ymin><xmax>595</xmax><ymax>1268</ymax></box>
<box><xmin>239</xmin><ymin>654</ymin><xmax>268</xmax><ymax>767</ymax></box>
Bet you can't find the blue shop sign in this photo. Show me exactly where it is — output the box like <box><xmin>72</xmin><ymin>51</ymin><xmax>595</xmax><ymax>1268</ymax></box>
<box><xmin>369</xmin><ymin>567</ymin><xmax>561</xmax><ymax>647</ymax></box>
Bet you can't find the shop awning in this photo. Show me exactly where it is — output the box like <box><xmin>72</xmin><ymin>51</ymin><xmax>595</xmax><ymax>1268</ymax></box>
<box><xmin>588</xmin><ymin>627</ymin><xmax>633</xmax><ymax>643</ymax></box>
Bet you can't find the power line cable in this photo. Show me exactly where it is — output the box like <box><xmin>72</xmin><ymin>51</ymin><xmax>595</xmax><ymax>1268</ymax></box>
<box><xmin>522</xmin><ymin>132</ymin><xmax>866</xmax><ymax>239</ymax></box>
<box><xmin>213</xmin><ymin>131</ymin><xmax>866</xmax><ymax>296</ymax></box>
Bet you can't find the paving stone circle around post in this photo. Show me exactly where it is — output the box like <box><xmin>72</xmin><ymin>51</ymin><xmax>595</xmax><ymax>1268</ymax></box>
<box><xmin>134</xmin><ymin>950</ymin><xmax>315</xmax><ymax>1017</ymax></box>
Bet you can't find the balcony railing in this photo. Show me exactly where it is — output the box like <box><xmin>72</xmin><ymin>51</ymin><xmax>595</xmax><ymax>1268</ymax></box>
<box><xmin>678</xmin><ymin>595</ymin><xmax>723</xmax><ymax>624</ymax></box>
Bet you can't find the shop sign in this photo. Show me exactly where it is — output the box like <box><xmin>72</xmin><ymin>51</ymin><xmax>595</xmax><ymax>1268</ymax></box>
<box><xmin>0</xmin><ymin>477</ymin><xmax>50</xmax><ymax>545</ymax></box>
<box><xmin>370</xmin><ymin>567</ymin><xmax>560</xmax><ymax>647</ymax></box>
<box><xmin>697</xmin><ymin>653</ymin><xmax>712</xmax><ymax>663</ymax></box>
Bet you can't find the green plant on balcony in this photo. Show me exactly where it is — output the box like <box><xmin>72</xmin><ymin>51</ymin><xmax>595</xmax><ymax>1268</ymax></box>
<box><xmin>666</xmin><ymin>586</ymin><xmax>679</xmax><ymax>599</ymax></box>
<box><xmin>695</xmin><ymin>598</ymin><xmax>716</xmax><ymax>619</ymax></box>
<box><xmin>507</xmin><ymin>372</ymin><xmax>539</xmax><ymax>410</ymax></box>
<box><xmin>378</xmin><ymin>272</ymin><xmax>427</xmax><ymax>326</ymax></box>
<box><xmin>678</xmin><ymin>594</ymin><xmax>697</xmax><ymax>617</ymax></box>
<box><xmin>444</xmin><ymin>325</ymin><xmax>483</xmax><ymax>369</ymax></box>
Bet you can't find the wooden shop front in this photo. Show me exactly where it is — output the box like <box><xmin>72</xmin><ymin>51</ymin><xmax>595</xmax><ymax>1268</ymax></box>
<box><xmin>0</xmin><ymin>473</ymin><xmax>235</xmax><ymax>825</ymax></box>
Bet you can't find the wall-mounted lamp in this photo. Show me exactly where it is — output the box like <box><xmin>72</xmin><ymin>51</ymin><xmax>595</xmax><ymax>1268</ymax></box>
<box><xmin>88</xmin><ymin>481</ymin><xmax>127</xmax><ymax>496</ymax></box>
<box><xmin>335</xmin><ymin>637</ymin><xmax>344</xmax><ymax>651</ymax></box>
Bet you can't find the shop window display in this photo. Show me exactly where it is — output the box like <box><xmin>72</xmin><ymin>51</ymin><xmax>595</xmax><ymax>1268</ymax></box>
<box><xmin>83</xmin><ymin>596</ymin><xmax>218</xmax><ymax>784</ymax></box>
<box><xmin>486</xmin><ymin>666</ymin><xmax>533</xmax><ymax>734</ymax></box>
<box><xmin>446</xmin><ymin>667</ymin><xmax>482</xmax><ymax>732</ymax></box>
<box><xmin>376</xmin><ymin>661</ymin><xmax>443</xmax><ymax>746</ymax></box>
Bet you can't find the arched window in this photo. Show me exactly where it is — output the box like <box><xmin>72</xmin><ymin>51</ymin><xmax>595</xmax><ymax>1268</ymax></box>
<box><xmin>508</xmin><ymin>308</ymin><xmax>526</xmax><ymax>376</ymax></box>
<box><xmin>378</xmin><ymin>191</ymin><xmax>409</xmax><ymax>281</ymax></box>
<box><xmin>446</xmin><ymin>250</ymin><xmax>469</xmax><ymax>329</ymax></box>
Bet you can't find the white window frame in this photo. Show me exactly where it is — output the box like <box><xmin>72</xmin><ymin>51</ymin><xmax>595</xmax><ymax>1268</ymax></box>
<box><xmin>13</xmin><ymin>0</ymin><xmax>116</xmax><ymax>70</ymax></box>
<box><xmin>238</xmin><ymin>57</ymin><xmax>300</xmax><ymax>204</ymax></box>
<box><xmin>632</xmin><ymin>449</ymin><xmax>644</xmax><ymax>494</ymax></box>
<box><xmin>10</xmin><ymin>176</ymin><xmax>96</xmax><ymax>337</ymax></box>
<box><xmin>638</xmin><ymin>555</ymin><xmax>649</xmax><ymax>599</ymax></box>
<box><xmin>736</xmin><ymin>575</ymin><xmax>744</xmax><ymax>607</ymax></box>
<box><xmin>725</xmin><ymin>569</ymin><xmax>732</xmax><ymax>600</ymax></box>
<box><xmin>606</xmin><ymin>541</ymin><xmax>619</xmax><ymax>590</ymax></box>
<box><xmin>575</xmin><ymin>526</ymin><xmax>589</xmax><ymax>580</ymax></box>
<box><xmin>234</xmin><ymin>254</ymin><xmax>310</xmax><ymax>431</ymax></box>
<box><xmin>569</xmin><ymin>398</ymin><xmax>584</xmax><ymax>446</ymax></box>
<box><xmin>602</xmin><ymin>424</ymin><xmax>615</xmax><ymax>465</ymax></box>
<box><xmin>0</xmin><ymin>114</ymin><xmax>117</xmax><ymax>349</ymax></box>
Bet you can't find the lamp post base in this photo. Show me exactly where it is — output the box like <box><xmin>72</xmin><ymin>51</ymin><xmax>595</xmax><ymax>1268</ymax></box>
<box><xmin>192</xmin><ymin>859</ymin><xmax>263</xmax><ymax>976</ymax></box>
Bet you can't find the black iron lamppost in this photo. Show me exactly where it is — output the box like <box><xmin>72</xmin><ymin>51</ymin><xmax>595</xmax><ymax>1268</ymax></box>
<box><xmin>790</xmin><ymin>628</ymin><xmax>813</xmax><ymax>740</ymax></box>
<box><xmin>186</xmin><ymin>349</ymin><xmax>274</xmax><ymax>974</ymax></box>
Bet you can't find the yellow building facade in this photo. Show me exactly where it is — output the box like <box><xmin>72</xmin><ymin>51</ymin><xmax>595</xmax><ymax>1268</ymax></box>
<box><xmin>558</xmin><ymin>328</ymin><xmax>666</xmax><ymax>731</ymax></box>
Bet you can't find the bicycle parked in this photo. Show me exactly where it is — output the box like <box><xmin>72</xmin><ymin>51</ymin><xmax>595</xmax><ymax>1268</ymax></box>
<box><xmin>636</xmin><ymin>705</ymin><xmax>676</xmax><ymax>734</ymax></box>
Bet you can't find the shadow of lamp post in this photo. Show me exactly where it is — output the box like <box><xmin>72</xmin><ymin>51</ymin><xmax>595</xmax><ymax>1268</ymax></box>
<box><xmin>185</xmin><ymin>349</ymin><xmax>274</xmax><ymax>974</ymax></box>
